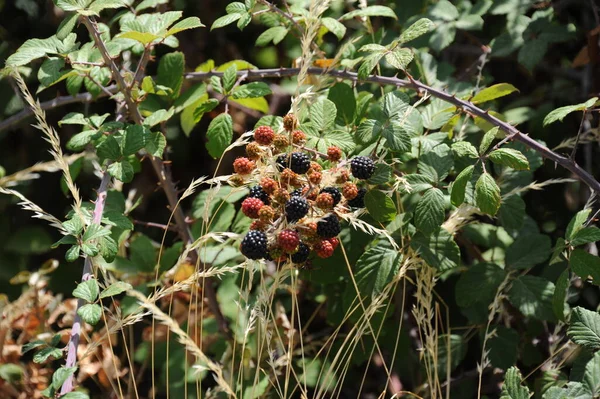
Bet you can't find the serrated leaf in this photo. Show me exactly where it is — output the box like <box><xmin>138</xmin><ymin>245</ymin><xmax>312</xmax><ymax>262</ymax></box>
<box><xmin>451</xmin><ymin>141</ymin><xmax>479</xmax><ymax>158</ymax></box>
<box><xmin>73</xmin><ymin>279</ymin><xmax>99</xmax><ymax>302</ymax></box>
<box><xmin>508</xmin><ymin>275</ymin><xmax>555</xmax><ymax>320</ymax></box>
<box><xmin>570</xmin><ymin>249</ymin><xmax>600</xmax><ymax>285</ymax></box>
<box><xmin>117</xmin><ymin>31</ymin><xmax>161</xmax><ymax>45</ymax></box>
<box><xmin>165</xmin><ymin>17</ymin><xmax>204</xmax><ymax>36</ymax></box>
<box><xmin>98</xmin><ymin>235</ymin><xmax>117</xmax><ymax>262</ymax></box>
<box><xmin>309</xmin><ymin>98</ymin><xmax>337</xmax><ymax>130</ymax></box>
<box><xmin>322</xmin><ymin>17</ymin><xmax>346</xmax><ymax>39</ymax></box>
<box><xmin>6</xmin><ymin>34</ymin><xmax>74</xmax><ymax>67</ymax></box>
<box><xmin>544</xmin><ymin>97</ymin><xmax>598</xmax><ymax>126</ymax></box>
<box><xmin>500</xmin><ymin>367</ymin><xmax>530</xmax><ymax>399</ymax></box>
<box><xmin>506</xmin><ymin>234</ymin><xmax>551</xmax><ymax>269</ymax></box>
<box><xmin>488</xmin><ymin>326</ymin><xmax>519</xmax><ymax>370</ymax></box>
<box><xmin>399</xmin><ymin>18</ymin><xmax>434</xmax><ymax>43</ymax></box>
<box><xmin>77</xmin><ymin>303</ymin><xmax>102</xmax><ymax>325</ymax></box>
<box><xmin>52</xmin><ymin>366</ymin><xmax>77</xmax><ymax>390</ymax></box>
<box><xmin>358</xmin><ymin>52</ymin><xmax>384</xmax><ymax>80</ymax></box>
<box><xmin>571</xmin><ymin>227</ymin><xmax>600</xmax><ymax>247</ymax></box>
<box><xmin>211</xmin><ymin>13</ymin><xmax>242</xmax><ymax>30</ymax></box>
<box><xmin>145</xmin><ymin>131</ymin><xmax>166</xmax><ymax>157</ymax></box>
<box><xmin>364</xmin><ymin>190</ymin><xmax>396</xmax><ymax>222</ymax></box>
<box><xmin>100</xmin><ymin>282</ymin><xmax>133</xmax><ymax>298</ymax></box>
<box><xmin>489</xmin><ymin>148</ymin><xmax>530</xmax><ymax>170</ymax></box>
<box><xmin>327</xmin><ymin>83</ymin><xmax>355</xmax><ymax>126</ymax></box>
<box><xmin>57</xmin><ymin>12</ymin><xmax>78</xmax><ymax>40</ymax></box>
<box><xmin>403</xmin><ymin>174</ymin><xmax>433</xmax><ymax>193</ymax></box>
<box><xmin>340</xmin><ymin>5</ymin><xmax>397</xmax><ymax>20</ymax></box>
<box><xmin>455</xmin><ymin>262</ymin><xmax>505</xmax><ymax>307</ymax></box>
<box><xmin>567</xmin><ymin>209</ymin><xmax>591</xmax><ymax>241</ymax></box>
<box><xmin>450</xmin><ymin>165</ymin><xmax>474</xmax><ymax>207</ymax></box>
<box><xmin>581</xmin><ymin>351</ymin><xmax>600</xmax><ymax>396</ymax></box>
<box><xmin>143</xmin><ymin>108</ymin><xmax>175</xmax><ymax>127</ymax></box>
<box><xmin>65</xmin><ymin>245</ymin><xmax>81</xmax><ymax>262</ymax></box>
<box><xmin>380</xmin><ymin>121</ymin><xmax>411</xmax><ymax>152</ymax></box>
<box><xmin>231</xmin><ymin>82</ymin><xmax>271</xmax><ymax>99</ymax></box>
<box><xmin>122</xmin><ymin>124</ymin><xmax>150</xmax><ymax>156</ymax></box>
<box><xmin>420</xmin><ymin>144</ymin><xmax>453</xmax><ymax>182</ymax></box>
<box><xmin>567</xmin><ymin>307</ymin><xmax>600</xmax><ymax>350</ymax></box>
<box><xmin>353</xmin><ymin>241</ymin><xmax>401</xmax><ymax>299</ymax></box>
<box><xmin>33</xmin><ymin>347</ymin><xmax>63</xmax><ymax>363</ymax></box>
<box><xmin>206</xmin><ymin>113</ymin><xmax>233</xmax><ymax>158</ymax></box>
<box><xmin>480</xmin><ymin>126</ymin><xmax>499</xmax><ymax>154</ymax></box>
<box><xmin>385</xmin><ymin>47</ymin><xmax>413</xmax><ymax>70</ymax></box>
<box><xmin>498</xmin><ymin>195</ymin><xmax>526</xmax><ymax>232</ymax></box>
<box><xmin>414</xmin><ymin>187</ymin><xmax>445</xmax><ymax>234</ymax></box>
<box><xmin>157</xmin><ymin>51</ymin><xmax>184</xmax><ymax>99</ymax></box>
<box><xmin>60</xmin><ymin>392</ymin><xmax>90</xmax><ymax>399</ymax></box>
<box><xmin>97</xmin><ymin>136</ymin><xmax>121</xmax><ymax>160</ymax></box>
<box><xmin>475</xmin><ymin>172</ymin><xmax>501</xmax><ymax>215</ymax></box>
<box><xmin>230</xmin><ymin>97</ymin><xmax>269</xmax><ymax>113</ymax></box>
<box><xmin>472</xmin><ymin>83</ymin><xmax>519</xmax><ymax>104</ymax></box>
<box><xmin>21</xmin><ymin>340</ymin><xmax>47</xmax><ymax>354</ymax></box>
<box><xmin>82</xmin><ymin>223</ymin><xmax>110</xmax><ymax>242</ymax></box>
<box><xmin>222</xmin><ymin>64</ymin><xmax>237</xmax><ymax>93</ymax></box>
<box><xmin>553</xmin><ymin>269</ymin><xmax>569</xmax><ymax>321</ymax></box>
<box><xmin>255</xmin><ymin>26</ymin><xmax>288</xmax><ymax>46</ymax></box>
<box><xmin>108</xmin><ymin>160</ymin><xmax>134</xmax><ymax>183</ymax></box>
<box><xmin>411</xmin><ymin>229</ymin><xmax>460</xmax><ymax>271</ymax></box>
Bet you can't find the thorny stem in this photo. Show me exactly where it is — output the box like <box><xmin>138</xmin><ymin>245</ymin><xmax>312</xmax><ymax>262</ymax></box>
<box><xmin>185</xmin><ymin>67</ymin><xmax>600</xmax><ymax>194</ymax></box>
<box><xmin>60</xmin><ymin>169</ymin><xmax>111</xmax><ymax>395</ymax></box>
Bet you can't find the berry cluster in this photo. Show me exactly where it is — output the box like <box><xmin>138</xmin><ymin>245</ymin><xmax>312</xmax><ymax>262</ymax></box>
<box><xmin>235</xmin><ymin>113</ymin><xmax>374</xmax><ymax>264</ymax></box>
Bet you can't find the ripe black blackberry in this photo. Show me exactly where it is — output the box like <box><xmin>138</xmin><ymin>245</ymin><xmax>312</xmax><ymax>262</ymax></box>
<box><xmin>248</xmin><ymin>186</ymin><xmax>270</xmax><ymax>204</ymax></box>
<box><xmin>285</xmin><ymin>196</ymin><xmax>309</xmax><ymax>222</ymax></box>
<box><xmin>276</xmin><ymin>152</ymin><xmax>311</xmax><ymax>174</ymax></box>
<box><xmin>290</xmin><ymin>188</ymin><xmax>304</xmax><ymax>197</ymax></box>
<box><xmin>317</xmin><ymin>214</ymin><xmax>341</xmax><ymax>238</ymax></box>
<box><xmin>241</xmin><ymin>230</ymin><xmax>268</xmax><ymax>260</ymax></box>
<box><xmin>350</xmin><ymin>156</ymin><xmax>375</xmax><ymax>179</ymax></box>
<box><xmin>291</xmin><ymin>242</ymin><xmax>310</xmax><ymax>263</ymax></box>
<box><xmin>347</xmin><ymin>188</ymin><xmax>366</xmax><ymax>208</ymax></box>
<box><xmin>320</xmin><ymin>187</ymin><xmax>341</xmax><ymax>206</ymax></box>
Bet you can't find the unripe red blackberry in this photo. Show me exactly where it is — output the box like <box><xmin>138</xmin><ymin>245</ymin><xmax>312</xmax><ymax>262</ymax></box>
<box><xmin>246</xmin><ymin>142</ymin><xmax>262</xmax><ymax>161</ymax></box>
<box><xmin>350</xmin><ymin>156</ymin><xmax>375</xmax><ymax>179</ymax></box>
<box><xmin>285</xmin><ymin>196</ymin><xmax>309</xmax><ymax>222</ymax></box>
<box><xmin>273</xmin><ymin>134</ymin><xmax>289</xmax><ymax>150</ymax></box>
<box><xmin>278</xmin><ymin>229</ymin><xmax>300</xmax><ymax>253</ymax></box>
<box><xmin>292</xmin><ymin>130</ymin><xmax>306</xmax><ymax>144</ymax></box>
<box><xmin>283</xmin><ymin>113</ymin><xmax>298</xmax><ymax>131</ymax></box>
<box><xmin>248</xmin><ymin>186</ymin><xmax>270</xmax><ymax>204</ymax></box>
<box><xmin>260</xmin><ymin>177</ymin><xmax>278</xmax><ymax>194</ymax></box>
<box><xmin>242</xmin><ymin>197</ymin><xmax>264</xmax><ymax>218</ymax></box>
<box><xmin>280</xmin><ymin>168</ymin><xmax>298</xmax><ymax>187</ymax></box>
<box><xmin>233</xmin><ymin>157</ymin><xmax>255</xmax><ymax>175</ymax></box>
<box><xmin>320</xmin><ymin>187</ymin><xmax>341</xmax><ymax>206</ymax></box>
<box><xmin>335</xmin><ymin>169</ymin><xmax>350</xmax><ymax>184</ymax></box>
<box><xmin>316</xmin><ymin>214</ymin><xmax>341</xmax><ymax>238</ymax></box>
<box><xmin>309</xmin><ymin>171</ymin><xmax>322</xmax><ymax>184</ymax></box>
<box><xmin>328</xmin><ymin>237</ymin><xmax>340</xmax><ymax>249</ymax></box>
<box><xmin>347</xmin><ymin>187</ymin><xmax>366</xmax><ymax>208</ymax></box>
<box><xmin>316</xmin><ymin>193</ymin><xmax>334</xmax><ymax>209</ymax></box>
<box><xmin>327</xmin><ymin>146</ymin><xmax>342</xmax><ymax>162</ymax></box>
<box><xmin>310</xmin><ymin>162</ymin><xmax>322</xmax><ymax>173</ymax></box>
<box><xmin>342</xmin><ymin>182</ymin><xmax>358</xmax><ymax>200</ymax></box>
<box><xmin>250</xmin><ymin>220</ymin><xmax>267</xmax><ymax>231</ymax></box>
<box><xmin>241</xmin><ymin>230</ymin><xmax>268</xmax><ymax>260</ymax></box>
<box><xmin>291</xmin><ymin>242</ymin><xmax>310</xmax><ymax>263</ymax></box>
<box><xmin>314</xmin><ymin>239</ymin><xmax>334</xmax><ymax>258</ymax></box>
<box><xmin>254</xmin><ymin>125</ymin><xmax>275</xmax><ymax>145</ymax></box>
<box><xmin>258</xmin><ymin>205</ymin><xmax>275</xmax><ymax>222</ymax></box>
<box><xmin>268</xmin><ymin>246</ymin><xmax>288</xmax><ymax>263</ymax></box>
<box><xmin>273</xmin><ymin>188</ymin><xmax>290</xmax><ymax>204</ymax></box>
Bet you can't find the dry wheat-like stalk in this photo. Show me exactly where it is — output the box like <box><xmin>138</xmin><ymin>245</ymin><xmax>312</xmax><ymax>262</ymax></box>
<box><xmin>0</xmin><ymin>187</ymin><xmax>66</xmax><ymax>234</ymax></box>
<box><xmin>0</xmin><ymin>154</ymin><xmax>84</xmax><ymax>187</ymax></box>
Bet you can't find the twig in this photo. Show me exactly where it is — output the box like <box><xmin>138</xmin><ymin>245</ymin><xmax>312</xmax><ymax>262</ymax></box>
<box><xmin>133</xmin><ymin>46</ymin><xmax>152</xmax><ymax>88</ymax></box>
<box><xmin>133</xmin><ymin>219</ymin><xmax>179</xmax><ymax>232</ymax></box>
<box><xmin>60</xmin><ymin>169</ymin><xmax>111</xmax><ymax>395</ymax></box>
<box><xmin>186</xmin><ymin>67</ymin><xmax>600</xmax><ymax>194</ymax></box>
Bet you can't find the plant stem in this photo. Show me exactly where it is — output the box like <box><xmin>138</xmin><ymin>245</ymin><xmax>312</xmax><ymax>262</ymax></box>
<box><xmin>186</xmin><ymin>67</ymin><xmax>600</xmax><ymax>194</ymax></box>
<box><xmin>60</xmin><ymin>169</ymin><xmax>111</xmax><ymax>395</ymax></box>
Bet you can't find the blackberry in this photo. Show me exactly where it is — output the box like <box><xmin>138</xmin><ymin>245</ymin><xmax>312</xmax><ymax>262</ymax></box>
<box><xmin>285</xmin><ymin>196</ymin><xmax>309</xmax><ymax>222</ymax></box>
<box><xmin>320</xmin><ymin>187</ymin><xmax>341</xmax><ymax>206</ymax></box>
<box><xmin>248</xmin><ymin>186</ymin><xmax>270</xmax><ymax>204</ymax></box>
<box><xmin>317</xmin><ymin>214</ymin><xmax>341</xmax><ymax>238</ymax></box>
<box><xmin>241</xmin><ymin>230</ymin><xmax>268</xmax><ymax>260</ymax></box>
<box><xmin>347</xmin><ymin>188</ymin><xmax>366</xmax><ymax>208</ymax></box>
<box><xmin>276</xmin><ymin>152</ymin><xmax>311</xmax><ymax>174</ymax></box>
<box><xmin>291</xmin><ymin>242</ymin><xmax>310</xmax><ymax>263</ymax></box>
<box><xmin>350</xmin><ymin>156</ymin><xmax>375</xmax><ymax>179</ymax></box>
<box><xmin>290</xmin><ymin>188</ymin><xmax>304</xmax><ymax>197</ymax></box>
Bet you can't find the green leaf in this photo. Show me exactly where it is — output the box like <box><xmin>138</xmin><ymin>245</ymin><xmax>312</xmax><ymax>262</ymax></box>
<box><xmin>88</xmin><ymin>0</ymin><xmax>125</xmax><ymax>13</ymax></box>
<box><xmin>77</xmin><ymin>303</ymin><xmax>102</xmax><ymax>325</ymax></box>
<box><xmin>506</xmin><ymin>234</ymin><xmax>551</xmax><ymax>269</ymax></box>
<box><xmin>364</xmin><ymin>190</ymin><xmax>396</xmax><ymax>222</ymax></box>
<box><xmin>544</xmin><ymin>97</ymin><xmax>598</xmax><ymax>126</ymax></box>
<box><xmin>420</xmin><ymin>144</ymin><xmax>454</xmax><ymax>182</ymax></box>
<box><xmin>117</xmin><ymin>31</ymin><xmax>161</xmax><ymax>45</ymax></box>
<box><xmin>571</xmin><ymin>227</ymin><xmax>600</xmax><ymax>247</ymax></box>
<box><xmin>399</xmin><ymin>18</ymin><xmax>434</xmax><ymax>43</ymax></box>
<box><xmin>451</xmin><ymin>141</ymin><xmax>479</xmax><ymax>159</ymax></box>
<box><xmin>145</xmin><ymin>131</ymin><xmax>166</xmax><ymax>157</ymax></box>
<box><xmin>52</xmin><ymin>366</ymin><xmax>77</xmax><ymax>391</ymax></box>
<box><xmin>33</xmin><ymin>347</ymin><xmax>63</xmax><ymax>363</ymax></box>
<box><xmin>174</xmin><ymin>83</ymin><xmax>206</xmax><ymax>112</ymax></box>
<box><xmin>553</xmin><ymin>269</ymin><xmax>569</xmax><ymax>321</ymax></box>
<box><xmin>60</xmin><ymin>392</ymin><xmax>90</xmax><ymax>399</ymax></box>
<box><xmin>100</xmin><ymin>282</ymin><xmax>133</xmax><ymax>298</ymax></box>
<box><xmin>73</xmin><ymin>279</ymin><xmax>99</xmax><ymax>302</ymax></box>
<box><xmin>379</xmin><ymin>122</ymin><xmax>411</xmax><ymax>153</ymax></box>
<box><xmin>472</xmin><ymin>83</ymin><xmax>519</xmax><ymax>104</ymax></box>
<box><xmin>581</xmin><ymin>351</ymin><xmax>600</xmax><ymax>396</ymax></box>
<box><xmin>225</xmin><ymin>2</ymin><xmax>246</xmax><ymax>13</ymax></box>
<box><xmin>108</xmin><ymin>160</ymin><xmax>134</xmax><ymax>183</ymax></box>
<box><xmin>340</xmin><ymin>5</ymin><xmax>397</xmax><ymax>20</ymax></box>
<box><xmin>480</xmin><ymin>126</ymin><xmax>499</xmax><ymax>154</ymax></box>
<box><xmin>230</xmin><ymin>97</ymin><xmax>269</xmax><ymax>113</ymax></box>
<box><xmin>567</xmin><ymin>307</ymin><xmax>600</xmax><ymax>350</ymax></box>
<box><xmin>488</xmin><ymin>326</ymin><xmax>519</xmax><ymax>370</ymax></box>
<box><xmin>570</xmin><ymin>249</ymin><xmax>600</xmax><ymax>285</ymax></box>
<box><xmin>231</xmin><ymin>82</ymin><xmax>271</xmax><ymax>99</ymax></box>
<box><xmin>211</xmin><ymin>13</ymin><xmax>242</xmax><ymax>30</ymax></box>
<box><xmin>206</xmin><ymin>113</ymin><xmax>233</xmax><ymax>158</ymax></box>
<box><xmin>327</xmin><ymin>83</ymin><xmax>355</xmax><ymax>125</ymax></box>
<box><xmin>143</xmin><ymin>108</ymin><xmax>175</xmax><ymax>127</ymax></box>
<box><xmin>518</xmin><ymin>38</ymin><xmax>548</xmax><ymax>72</ymax></box>
<box><xmin>98</xmin><ymin>235</ymin><xmax>117</xmax><ymax>263</ymax></box>
<box><xmin>165</xmin><ymin>17</ymin><xmax>204</xmax><ymax>36</ymax></box>
<box><xmin>475</xmin><ymin>172</ymin><xmax>501</xmax><ymax>215</ymax></box>
<box><xmin>309</xmin><ymin>98</ymin><xmax>337</xmax><ymax>130</ymax></box>
<box><xmin>455</xmin><ymin>263</ymin><xmax>505</xmax><ymax>308</ymax></box>
<box><xmin>429</xmin><ymin>0</ymin><xmax>459</xmax><ymax>21</ymax></box>
<box><xmin>322</xmin><ymin>17</ymin><xmax>346</xmax><ymax>39</ymax></box>
<box><xmin>498</xmin><ymin>195</ymin><xmax>526</xmax><ymax>232</ymax></box>
<box><xmin>82</xmin><ymin>224</ymin><xmax>110</xmax><ymax>242</ymax></box>
<box><xmin>567</xmin><ymin>209</ymin><xmax>591</xmax><ymax>241</ymax></box>
<box><xmin>489</xmin><ymin>148</ymin><xmax>530</xmax><ymax>170</ymax></box>
<box><xmin>353</xmin><ymin>241</ymin><xmax>401</xmax><ymax>298</ymax></box>
<box><xmin>403</xmin><ymin>174</ymin><xmax>433</xmax><ymax>193</ymax></box>
<box><xmin>122</xmin><ymin>124</ymin><xmax>150</xmax><ymax>156</ymax></box>
<box><xmin>414</xmin><ymin>187</ymin><xmax>445</xmax><ymax>234</ymax></box>
<box><xmin>508</xmin><ymin>275</ymin><xmax>555</xmax><ymax>321</ymax></box>
<box><xmin>222</xmin><ymin>64</ymin><xmax>237</xmax><ymax>93</ymax></box>
<box><xmin>0</xmin><ymin>364</ymin><xmax>23</xmax><ymax>384</ymax></box>
<box><xmin>500</xmin><ymin>367</ymin><xmax>530</xmax><ymax>399</ymax></box>
<box><xmin>192</xmin><ymin>98</ymin><xmax>219</xmax><ymax>120</ymax></box>
<box><xmin>66</xmin><ymin>245</ymin><xmax>81</xmax><ymax>262</ymax></box>
<box><xmin>385</xmin><ymin>48</ymin><xmax>413</xmax><ymax>70</ymax></box>
<box><xmin>97</xmin><ymin>136</ymin><xmax>121</xmax><ymax>160</ymax></box>
<box><xmin>157</xmin><ymin>52</ymin><xmax>184</xmax><ymax>99</ymax></box>
<box><xmin>57</xmin><ymin>12</ymin><xmax>79</xmax><ymax>40</ymax></box>
<box><xmin>256</xmin><ymin>26</ymin><xmax>288</xmax><ymax>46</ymax></box>
<box><xmin>6</xmin><ymin>34</ymin><xmax>75</xmax><ymax>67</ymax></box>
<box><xmin>543</xmin><ymin>382</ymin><xmax>592</xmax><ymax>399</ymax></box>
<box><xmin>411</xmin><ymin>229</ymin><xmax>460</xmax><ymax>271</ymax></box>
<box><xmin>358</xmin><ymin>52</ymin><xmax>384</xmax><ymax>80</ymax></box>
<box><xmin>451</xmin><ymin>165</ymin><xmax>474</xmax><ymax>206</ymax></box>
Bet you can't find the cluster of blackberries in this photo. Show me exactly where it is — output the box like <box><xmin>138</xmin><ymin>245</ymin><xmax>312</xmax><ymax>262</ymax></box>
<box><xmin>235</xmin><ymin>113</ymin><xmax>375</xmax><ymax>264</ymax></box>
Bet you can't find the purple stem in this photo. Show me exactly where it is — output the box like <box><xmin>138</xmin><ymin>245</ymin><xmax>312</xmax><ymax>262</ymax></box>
<box><xmin>60</xmin><ymin>169</ymin><xmax>111</xmax><ymax>396</ymax></box>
